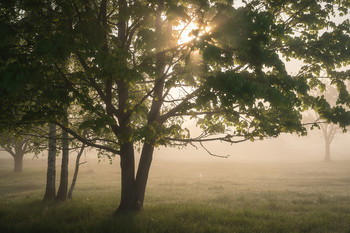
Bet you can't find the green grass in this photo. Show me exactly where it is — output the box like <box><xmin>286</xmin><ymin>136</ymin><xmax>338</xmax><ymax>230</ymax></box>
<box><xmin>1</xmin><ymin>157</ymin><xmax>350</xmax><ymax>232</ymax></box>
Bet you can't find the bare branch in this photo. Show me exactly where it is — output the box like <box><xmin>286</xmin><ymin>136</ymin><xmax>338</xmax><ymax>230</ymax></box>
<box><xmin>78</xmin><ymin>161</ymin><xmax>88</xmax><ymax>166</ymax></box>
<box><xmin>302</xmin><ymin>120</ymin><xmax>327</xmax><ymax>126</ymax></box>
<box><xmin>200</xmin><ymin>141</ymin><xmax>229</xmax><ymax>158</ymax></box>
<box><xmin>170</xmin><ymin>109</ymin><xmax>226</xmax><ymax>117</ymax></box>
<box><xmin>165</xmin><ymin>136</ymin><xmax>250</xmax><ymax>144</ymax></box>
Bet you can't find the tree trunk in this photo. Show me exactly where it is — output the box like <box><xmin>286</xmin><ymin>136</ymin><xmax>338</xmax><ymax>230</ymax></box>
<box><xmin>43</xmin><ymin>123</ymin><xmax>57</xmax><ymax>201</ymax></box>
<box><xmin>67</xmin><ymin>144</ymin><xmax>86</xmax><ymax>199</ymax></box>
<box><xmin>135</xmin><ymin>142</ymin><xmax>154</xmax><ymax>210</ymax></box>
<box><xmin>13</xmin><ymin>154</ymin><xmax>24</xmax><ymax>173</ymax></box>
<box><xmin>324</xmin><ymin>139</ymin><xmax>331</xmax><ymax>162</ymax></box>
<box><xmin>56</xmin><ymin>127</ymin><xmax>69</xmax><ymax>201</ymax></box>
<box><xmin>117</xmin><ymin>142</ymin><xmax>136</xmax><ymax>212</ymax></box>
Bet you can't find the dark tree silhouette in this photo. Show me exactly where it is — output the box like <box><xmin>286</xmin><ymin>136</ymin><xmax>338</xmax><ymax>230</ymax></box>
<box><xmin>68</xmin><ymin>144</ymin><xmax>86</xmax><ymax>199</ymax></box>
<box><xmin>43</xmin><ymin>123</ymin><xmax>57</xmax><ymax>201</ymax></box>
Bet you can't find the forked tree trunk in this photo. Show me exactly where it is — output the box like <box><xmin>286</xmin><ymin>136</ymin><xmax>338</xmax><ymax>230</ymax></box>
<box><xmin>13</xmin><ymin>154</ymin><xmax>24</xmax><ymax>173</ymax></box>
<box><xmin>116</xmin><ymin>142</ymin><xmax>155</xmax><ymax>212</ymax></box>
<box><xmin>117</xmin><ymin>142</ymin><xmax>136</xmax><ymax>212</ymax></box>
<box><xmin>56</xmin><ymin>127</ymin><xmax>69</xmax><ymax>201</ymax></box>
<box><xmin>68</xmin><ymin>144</ymin><xmax>86</xmax><ymax>199</ymax></box>
<box><xmin>43</xmin><ymin>123</ymin><xmax>57</xmax><ymax>201</ymax></box>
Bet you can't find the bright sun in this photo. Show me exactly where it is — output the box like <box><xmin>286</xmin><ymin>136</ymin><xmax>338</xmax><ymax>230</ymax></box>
<box><xmin>175</xmin><ymin>21</ymin><xmax>211</xmax><ymax>45</ymax></box>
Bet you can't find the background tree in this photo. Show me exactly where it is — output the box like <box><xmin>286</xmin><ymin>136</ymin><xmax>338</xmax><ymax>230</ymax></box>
<box><xmin>56</xmin><ymin>117</ymin><xmax>88</xmax><ymax>201</ymax></box>
<box><xmin>1</xmin><ymin>0</ymin><xmax>350</xmax><ymax>212</ymax></box>
<box><xmin>41</xmin><ymin>122</ymin><xmax>88</xmax><ymax>201</ymax></box>
<box><xmin>67</xmin><ymin>143</ymin><xmax>86</xmax><ymax>199</ymax></box>
<box><xmin>320</xmin><ymin>123</ymin><xmax>338</xmax><ymax>162</ymax></box>
<box><xmin>304</xmin><ymin>110</ymin><xmax>340</xmax><ymax>162</ymax></box>
<box><xmin>0</xmin><ymin>130</ymin><xmax>32</xmax><ymax>172</ymax></box>
<box><xmin>43</xmin><ymin>123</ymin><xmax>57</xmax><ymax>201</ymax></box>
<box><xmin>304</xmin><ymin>84</ymin><xmax>346</xmax><ymax>161</ymax></box>
<box><xmin>56</xmin><ymin>118</ymin><xmax>70</xmax><ymax>201</ymax></box>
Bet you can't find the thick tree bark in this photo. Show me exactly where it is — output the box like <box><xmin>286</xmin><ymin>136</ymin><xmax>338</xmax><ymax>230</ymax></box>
<box><xmin>13</xmin><ymin>154</ymin><xmax>24</xmax><ymax>173</ymax></box>
<box><xmin>135</xmin><ymin>142</ymin><xmax>154</xmax><ymax>210</ymax></box>
<box><xmin>43</xmin><ymin>123</ymin><xmax>57</xmax><ymax>201</ymax></box>
<box><xmin>56</xmin><ymin>127</ymin><xmax>69</xmax><ymax>201</ymax></box>
<box><xmin>67</xmin><ymin>144</ymin><xmax>86</xmax><ymax>199</ymax></box>
<box><xmin>115</xmin><ymin>0</ymin><xmax>136</xmax><ymax>212</ymax></box>
<box><xmin>116</xmin><ymin>142</ymin><xmax>155</xmax><ymax>212</ymax></box>
<box><xmin>117</xmin><ymin>142</ymin><xmax>136</xmax><ymax>212</ymax></box>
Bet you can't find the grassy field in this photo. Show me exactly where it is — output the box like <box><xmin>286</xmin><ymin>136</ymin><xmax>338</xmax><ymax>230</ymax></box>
<box><xmin>0</xmin><ymin>156</ymin><xmax>350</xmax><ymax>233</ymax></box>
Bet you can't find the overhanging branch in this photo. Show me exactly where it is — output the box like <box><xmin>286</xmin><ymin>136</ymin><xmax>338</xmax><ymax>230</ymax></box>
<box><xmin>54</xmin><ymin>122</ymin><xmax>120</xmax><ymax>155</ymax></box>
<box><xmin>165</xmin><ymin>136</ymin><xmax>250</xmax><ymax>144</ymax></box>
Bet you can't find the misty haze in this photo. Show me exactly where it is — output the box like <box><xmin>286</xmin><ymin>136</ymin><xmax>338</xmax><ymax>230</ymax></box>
<box><xmin>1</xmin><ymin>0</ymin><xmax>350</xmax><ymax>232</ymax></box>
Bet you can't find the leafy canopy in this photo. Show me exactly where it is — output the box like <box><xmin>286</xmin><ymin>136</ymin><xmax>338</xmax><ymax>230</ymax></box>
<box><xmin>0</xmin><ymin>0</ymin><xmax>350</xmax><ymax>154</ymax></box>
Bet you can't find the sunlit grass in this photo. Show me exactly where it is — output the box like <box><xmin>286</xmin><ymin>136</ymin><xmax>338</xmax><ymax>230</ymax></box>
<box><xmin>1</xmin><ymin>157</ymin><xmax>350</xmax><ymax>232</ymax></box>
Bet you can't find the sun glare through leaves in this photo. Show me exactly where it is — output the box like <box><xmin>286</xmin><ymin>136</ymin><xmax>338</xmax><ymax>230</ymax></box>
<box><xmin>175</xmin><ymin>21</ymin><xmax>211</xmax><ymax>45</ymax></box>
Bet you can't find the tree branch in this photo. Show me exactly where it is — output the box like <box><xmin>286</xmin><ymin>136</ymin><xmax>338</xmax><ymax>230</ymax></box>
<box><xmin>170</xmin><ymin>109</ymin><xmax>226</xmax><ymax>117</ymax></box>
<box><xmin>165</xmin><ymin>136</ymin><xmax>250</xmax><ymax>144</ymax></box>
<box><xmin>54</xmin><ymin>121</ymin><xmax>120</xmax><ymax>155</ymax></box>
<box><xmin>159</xmin><ymin>89</ymin><xmax>200</xmax><ymax>123</ymax></box>
<box><xmin>126</xmin><ymin>16</ymin><xmax>144</xmax><ymax>48</ymax></box>
<box><xmin>199</xmin><ymin>141</ymin><xmax>229</xmax><ymax>158</ymax></box>
<box><xmin>79</xmin><ymin>161</ymin><xmax>88</xmax><ymax>166</ymax></box>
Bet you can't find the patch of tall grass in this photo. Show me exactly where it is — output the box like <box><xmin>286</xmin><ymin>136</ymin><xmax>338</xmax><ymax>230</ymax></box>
<box><xmin>1</xmin><ymin>158</ymin><xmax>350</xmax><ymax>232</ymax></box>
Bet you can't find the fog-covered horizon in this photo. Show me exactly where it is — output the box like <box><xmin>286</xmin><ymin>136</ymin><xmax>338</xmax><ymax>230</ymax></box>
<box><xmin>1</xmin><ymin>128</ymin><xmax>349</xmax><ymax>164</ymax></box>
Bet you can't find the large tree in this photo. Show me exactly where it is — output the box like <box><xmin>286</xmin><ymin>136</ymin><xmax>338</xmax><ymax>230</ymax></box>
<box><xmin>1</xmin><ymin>0</ymin><xmax>350</xmax><ymax>212</ymax></box>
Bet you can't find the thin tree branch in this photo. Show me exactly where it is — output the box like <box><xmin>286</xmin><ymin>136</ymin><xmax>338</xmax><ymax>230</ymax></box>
<box><xmin>54</xmin><ymin>121</ymin><xmax>120</xmax><ymax>155</ymax></box>
<box><xmin>165</xmin><ymin>136</ymin><xmax>250</xmax><ymax>143</ymax></box>
<box><xmin>199</xmin><ymin>141</ymin><xmax>229</xmax><ymax>158</ymax></box>
<box><xmin>159</xmin><ymin>89</ymin><xmax>200</xmax><ymax>123</ymax></box>
<box><xmin>79</xmin><ymin>161</ymin><xmax>88</xmax><ymax>165</ymax></box>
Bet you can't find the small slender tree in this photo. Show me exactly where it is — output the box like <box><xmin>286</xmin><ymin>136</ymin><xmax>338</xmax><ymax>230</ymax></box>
<box><xmin>56</xmin><ymin>112</ymin><xmax>70</xmax><ymax>201</ymax></box>
<box><xmin>43</xmin><ymin>122</ymin><xmax>87</xmax><ymax>201</ymax></box>
<box><xmin>43</xmin><ymin>123</ymin><xmax>57</xmax><ymax>201</ymax></box>
<box><xmin>68</xmin><ymin>144</ymin><xmax>86</xmax><ymax>199</ymax></box>
<box><xmin>55</xmin><ymin>127</ymin><xmax>69</xmax><ymax>201</ymax></box>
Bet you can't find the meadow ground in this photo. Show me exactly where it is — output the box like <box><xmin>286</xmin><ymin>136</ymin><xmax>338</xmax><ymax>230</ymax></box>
<box><xmin>0</xmin><ymin>155</ymin><xmax>350</xmax><ymax>233</ymax></box>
